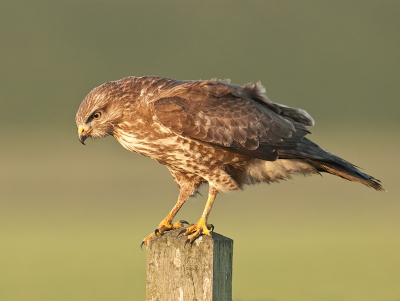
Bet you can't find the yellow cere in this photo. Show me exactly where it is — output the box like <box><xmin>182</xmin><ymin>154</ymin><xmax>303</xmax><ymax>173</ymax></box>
<box><xmin>78</xmin><ymin>125</ymin><xmax>85</xmax><ymax>134</ymax></box>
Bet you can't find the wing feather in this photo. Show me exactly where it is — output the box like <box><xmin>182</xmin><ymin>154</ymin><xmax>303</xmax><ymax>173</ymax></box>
<box><xmin>153</xmin><ymin>80</ymin><xmax>313</xmax><ymax>161</ymax></box>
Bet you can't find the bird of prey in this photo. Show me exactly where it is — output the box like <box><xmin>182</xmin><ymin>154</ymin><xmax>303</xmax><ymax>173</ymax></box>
<box><xmin>75</xmin><ymin>76</ymin><xmax>384</xmax><ymax>246</ymax></box>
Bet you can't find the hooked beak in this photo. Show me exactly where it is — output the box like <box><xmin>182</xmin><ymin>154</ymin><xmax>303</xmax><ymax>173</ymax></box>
<box><xmin>78</xmin><ymin>125</ymin><xmax>88</xmax><ymax>145</ymax></box>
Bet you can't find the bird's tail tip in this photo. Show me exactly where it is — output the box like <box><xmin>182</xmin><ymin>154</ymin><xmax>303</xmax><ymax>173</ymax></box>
<box><xmin>316</xmin><ymin>161</ymin><xmax>386</xmax><ymax>192</ymax></box>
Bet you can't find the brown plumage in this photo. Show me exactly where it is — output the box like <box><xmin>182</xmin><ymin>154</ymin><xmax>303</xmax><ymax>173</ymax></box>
<box><xmin>75</xmin><ymin>76</ymin><xmax>385</xmax><ymax>246</ymax></box>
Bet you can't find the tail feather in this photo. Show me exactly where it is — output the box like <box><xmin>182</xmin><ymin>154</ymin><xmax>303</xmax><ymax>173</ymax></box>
<box><xmin>279</xmin><ymin>138</ymin><xmax>385</xmax><ymax>191</ymax></box>
<box><xmin>308</xmin><ymin>159</ymin><xmax>385</xmax><ymax>191</ymax></box>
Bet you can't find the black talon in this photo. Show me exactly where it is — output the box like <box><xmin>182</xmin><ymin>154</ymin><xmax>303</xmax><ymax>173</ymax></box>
<box><xmin>154</xmin><ymin>229</ymin><xmax>159</xmax><ymax>235</ymax></box>
<box><xmin>179</xmin><ymin>220</ymin><xmax>189</xmax><ymax>225</ymax></box>
<box><xmin>184</xmin><ymin>238</ymin><xmax>190</xmax><ymax>247</ymax></box>
<box><xmin>140</xmin><ymin>241</ymin><xmax>145</xmax><ymax>250</ymax></box>
<box><xmin>177</xmin><ymin>228</ymin><xmax>187</xmax><ymax>237</ymax></box>
<box><xmin>210</xmin><ymin>224</ymin><xmax>214</xmax><ymax>232</ymax></box>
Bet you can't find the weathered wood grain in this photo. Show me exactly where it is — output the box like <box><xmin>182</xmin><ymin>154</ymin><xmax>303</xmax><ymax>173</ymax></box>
<box><xmin>146</xmin><ymin>229</ymin><xmax>233</xmax><ymax>301</ymax></box>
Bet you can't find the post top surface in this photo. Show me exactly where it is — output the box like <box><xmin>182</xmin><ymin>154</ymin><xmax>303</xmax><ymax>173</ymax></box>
<box><xmin>146</xmin><ymin>229</ymin><xmax>233</xmax><ymax>249</ymax></box>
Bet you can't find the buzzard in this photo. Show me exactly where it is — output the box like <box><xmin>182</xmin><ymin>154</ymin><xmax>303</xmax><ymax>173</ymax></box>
<box><xmin>75</xmin><ymin>76</ymin><xmax>384</xmax><ymax>246</ymax></box>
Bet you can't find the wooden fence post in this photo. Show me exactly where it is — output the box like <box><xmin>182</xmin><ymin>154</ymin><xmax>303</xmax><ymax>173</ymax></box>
<box><xmin>146</xmin><ymin>229</ymin><xmax>233</xmax><ymax>301</ymax></box>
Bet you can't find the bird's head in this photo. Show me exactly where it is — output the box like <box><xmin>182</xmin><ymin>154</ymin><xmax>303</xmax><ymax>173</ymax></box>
<box><xmin>75</xmin><ymin>81</ymin><xmax>125</xmax><ymax>145</ymax></box>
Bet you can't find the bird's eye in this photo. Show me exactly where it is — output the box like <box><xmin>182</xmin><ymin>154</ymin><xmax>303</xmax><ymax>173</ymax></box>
<box><xmin>92</xmin><ymin>112</ymin><xmax>101</xmax><ymax>120</ymax></box>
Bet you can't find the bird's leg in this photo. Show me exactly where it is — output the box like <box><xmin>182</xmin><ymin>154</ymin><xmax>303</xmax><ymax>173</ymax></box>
<box><xmin>180</xmin><ymin>186</ymin><xmax>218</xmax><ymax>245</ymax></box>
<box><xmin>155</xmin><ymin>198</ymin><xmax>189</xmax><ymax>234</ymax></box>
<box><xmin>141</xmin><ymin>188</ymin><xmax>191</xmax><ymax>248</ymax></box>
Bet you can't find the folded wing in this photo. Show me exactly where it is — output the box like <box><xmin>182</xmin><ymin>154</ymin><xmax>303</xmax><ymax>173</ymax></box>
<box><xmin>153</xmin><ymin>80</ymin><xmax>313</xmax><ymax>161</ymax></box>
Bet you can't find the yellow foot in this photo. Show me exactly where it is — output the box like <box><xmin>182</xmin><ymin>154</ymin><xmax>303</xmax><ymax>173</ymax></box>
<box><xmin>140</xmin><ymin>220</ymin><xmax>188</xmax><ymax>249</ymax></box>
<box><xmin>178</xmin><ymin>219</ymin><xmax>214</xmax><ymax>245</ymax></box>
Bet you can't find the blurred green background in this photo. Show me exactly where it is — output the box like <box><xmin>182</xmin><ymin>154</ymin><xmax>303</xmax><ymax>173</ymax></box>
<box><xmin>1</xmin><ymin>1</ymin><xmax>399</xmax><ymax>300</ymax></box>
